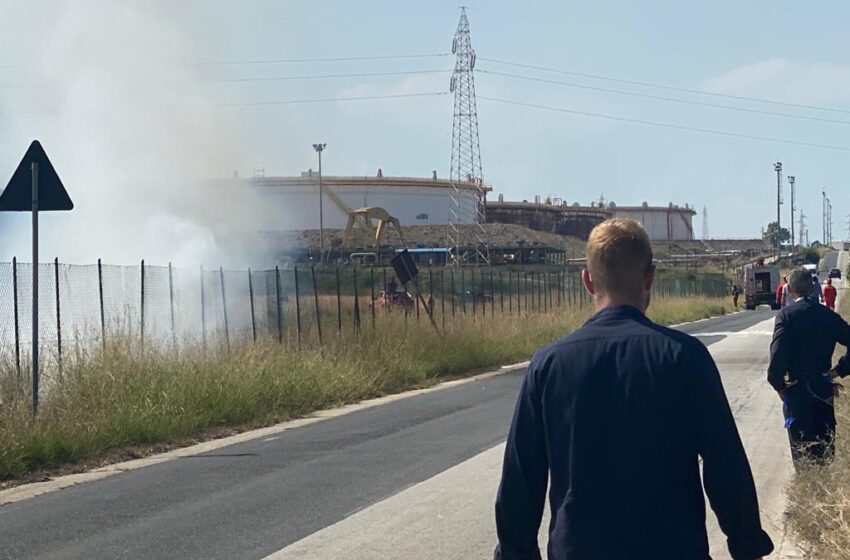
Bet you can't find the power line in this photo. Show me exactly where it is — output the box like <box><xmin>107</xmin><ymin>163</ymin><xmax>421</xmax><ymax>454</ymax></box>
<box><xmin>477</xmin><ymin>96</ymin><xmax>850</xmax><ymax>152</ymax></box>
<box><xmin>202</xmin><ymin>69</ymin><xmax>449</xmax><ymax>84</ymax></box>
<box><xmin>477</xmin><ymin>69</ymin><xmax>850</xmax><ymax>126</ymax></box>
<box><xmin>196</xmin><ymin>53</ymin><xmax>451</xmax><ymax>66</ymax></box>
<box><xmin>479</xmin><ymin>57</ymin><xmax>850</xmax><ymax>116</ymax></box>
<box><xmin>215</xmin><ymin>91</ymin><xmax>448</xmax><ymax>107</ymax></box>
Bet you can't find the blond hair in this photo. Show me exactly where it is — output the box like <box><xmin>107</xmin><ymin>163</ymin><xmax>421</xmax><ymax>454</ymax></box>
<box><xmin>586</xmin><ymin>219</ymin><xmax>653</xmax><ymax>300</ymax></box>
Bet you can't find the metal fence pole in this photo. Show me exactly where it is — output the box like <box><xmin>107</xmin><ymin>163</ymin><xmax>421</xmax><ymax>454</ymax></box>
<box><xmin>220</xmin><ymin>266</ymin><xmax>230</xmax><ymax>353</ymax></box>
<box><xmin>508</xmin><ymin>271</ymin><xmax>512</xmax><ymax>315</ymax></box>
<box><xmin>168</xmin><ymin>262</ymin><xmax>176</xmax><ymax>349</ymax></box>
<box><xmin>294</xmin><ymin>267</ymin><xmax>302</xmax><ymax>349</ymax></box>
<box><xmin>54</xmin><ymin>257</ymin><xmax>61</xmax><ymax>372</ymax></box>
<box><xmin>200</xmin><ymin>265</ymin><xmax>207</xmax><ymax>351</ymax></box>
<box><xmin>12</xmin><ymin>257</ymin><xmax>20</xmax><ymax>378</ymax></box>
<box><xmin>353</xmin><ymin>267</ymin><xmax>361</xmax><ymax>332</ymax></box>
<box><xmin>335</xmin><ymin>266</ymin><xmax>342</xmax><ymax>335</ymax></box>
<box><xmin>490</xmin><ymin>271</ymin><xmax>495</xmax><ymax>316</ymax></box>
<box><xmin>499</xmin><ymin>271</ymin><xmax>504</xmax><ymax>314</ymax></box>
<box><xmin>140</xmin><ymin>259</ymin><xmax>145</xmax><ymax>353</ymax></box>
<box><xmin>450</xmin><ymin>269</ymin><xmax>456</xmax><ymax>319</ymax></box>
<box><xmin>370</xmin><ymin>267</ymin><xmax>376</xmax><ymax>329</ymax></box>
<box><xmin>248</xmin><ymin>267</ymin><xmax>257</xmax><ymax>343</ymax></box>
<box><xmin>311</xmin><ymin>265</ymin><xmax>323</xmax><ymax>346</ymax></box>
<box><xmin>275</xmin><ymin>265</ymin><xmax>283</xmax><ymax>344</ymax></box>
<box><xmin>415</xmin><ymin>277</ymin><xmax>421</xmax><ymax>323</ymax></box>
<box><xmin>471</xmin><ymin>269</ymin><xmax>476</xmax><ymax>318</ymax></box>
<box><xmin>461</xmin><ymin>269</ymin><xmax>467</xmax><ymax>315</ymax></box>
<box><xmin>440</xmin><ymin>269</ymin><xmax>446</xmax><ymax>330</ymax></box>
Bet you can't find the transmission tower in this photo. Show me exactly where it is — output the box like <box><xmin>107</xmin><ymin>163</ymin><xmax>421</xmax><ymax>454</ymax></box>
<box><xmin>448</xmin><ymin>7</ymin><xmax>488</xmax><ymax>265</ymax></box>
<box><xmin>701</xmin><ymin>206</ymin><xmax>709</xmax><ymax>240</ymax></box>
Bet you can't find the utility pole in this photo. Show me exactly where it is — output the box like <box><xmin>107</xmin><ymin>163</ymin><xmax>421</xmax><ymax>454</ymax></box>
<box><xmin>312</xmin><ymin>142</ymin><xmax>326</xmax><ymax>262</ymax></box>
<box><xmin>788</xmin><ymin>175</ymin><xmax>795</xmax><ymax>249</ymax></box>
<box><xmin>822</xmin><ymin>190</ymin><xmax>827</xmax><ymax>245</ymax></box>
<box><xmin>799</xmin><ymin>211</ymin><xmax>807</xmax><ymax>248</ymax></box>
<box><xmin>774</xmin><ymin>162</ymin><xmax>782</xmax><ymax>257</ymax></box>
<box><xmin>828</xmin><ymin>199</ymin><xmax>833</xmax><ymax>246</ymax></box>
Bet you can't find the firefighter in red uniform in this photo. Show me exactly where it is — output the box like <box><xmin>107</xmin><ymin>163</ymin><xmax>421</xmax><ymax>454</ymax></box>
<box><xmin>824</xmin><ymin>277</ymin><xmax>838</xmax><ymax>310</ymax></box>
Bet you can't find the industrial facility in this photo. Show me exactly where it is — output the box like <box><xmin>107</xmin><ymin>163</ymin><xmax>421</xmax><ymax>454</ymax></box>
<box><xmin>245</xmin><ymin>170</ymin><xmax>481</xmax><ymax>231</ymax></box>
<box><xmin>235</xmin><ymin>170</ymin><xmax>696</xmax><ymax>244</ymax></box>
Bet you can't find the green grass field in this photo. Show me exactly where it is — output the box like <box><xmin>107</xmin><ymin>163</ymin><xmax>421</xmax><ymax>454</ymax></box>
<box><xmin>0</xmin><ymin>295</ymin><xmax>730</xmax><ymax>482</ymax></box>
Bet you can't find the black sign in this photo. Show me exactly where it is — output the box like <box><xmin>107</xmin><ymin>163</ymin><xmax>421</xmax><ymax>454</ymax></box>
<box><xmin>391</xmin><ymin>249</ymin><xmax>418</xmax><ymax>285</ymax></box>
<box><xmin>0</xmin><ymin>140</ymin><xmax>73</xmax><ymax>211</ymax></box>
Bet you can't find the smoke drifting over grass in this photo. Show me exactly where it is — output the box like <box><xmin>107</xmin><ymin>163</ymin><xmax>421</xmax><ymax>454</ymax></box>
<box><xmin>0</xmin><ymin>1</ymin><xmax>266</xmax><ymax>266</ymax></box>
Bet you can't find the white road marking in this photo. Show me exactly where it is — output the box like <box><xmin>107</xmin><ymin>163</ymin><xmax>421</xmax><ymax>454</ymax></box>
<box><xmin>262</xmin><ymin>436</ymin><xmax>281</xmax><ymax>443</ymax></box>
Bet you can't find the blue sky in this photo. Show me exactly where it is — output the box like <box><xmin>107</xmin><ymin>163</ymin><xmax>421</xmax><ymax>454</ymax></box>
<box><xmin>0</xmin><ymin>0</ymin><xmax>848</xmax><ymax>262</ymax></box>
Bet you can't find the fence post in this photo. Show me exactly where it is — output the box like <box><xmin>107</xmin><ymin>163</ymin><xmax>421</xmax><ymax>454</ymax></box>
<box><xmin>499</xmin><ymin>271</ymin><xmax>504</xmax><ymax>314</ymax></box>
<box><xmin>490</xmin><ymin>270</ymin><xmax>495</xmax><ymax>316</ymax></box>
<box><xmin>508</xmin><ymin>271</ymin><xmax>512</xmax><ymax>315</ymax></box>
<box><xmin>335</xmin><ymin>266</ymin><xmax>342</xmax><ymax>335</ymax></box>
<box><xmin>370</xmin><ymin>267</ymin><xmax>376</xmax><ymax>329</ymax></box>
<box><xmin>353</xmin><ymin>267</ymin><xmax>361</xmax><ymax>332</ymax></box>
<box><xmin>440</xmin><ymin>269</ymin><xmax>446</xmax><ymax>330</ymax></box>
<box><xmin>54</xmin><ymin>258</ymin><xmax>61</xmax><ymax>372</ymax></box>
<box><xmin>220</xmin><ymin>266</ymin><xmax>230</xmax><ymax>353</ymax></box>
<box><xmin>461</xmin><ymin>269</ymin><xmax>467</xmax><ymax>315</ymax></box>
<box><xmin>140</xmin><ymin>259</ymin><xmax>145</xmax><ymax>353</ymax></box>
<box><xmin>12</xmin><ymin>257</ymin><xmax>20</xmax><ymax>378</ymax></box>
<box><xmin>248</xmin><ymin>267</ymin><xmax>257</xmax><ymax>343</ymax></box>
<box><xmin>168</xmin><ymin>262</ymin><xmax>176</xmax><ymax>349</ymax></box>
<box><xmin>200</xmin><ymin>265</ymin><xmax>207</xmax><ymax>351</ymax></box>
<box><xmin>294</xmin><ymin>267</ymin><xmax>302</xmax><ymax>349</ymax></box>
<box><xmin>415</xmin><ymin>276</ymin><xmax>421</xmax><ymax>323</ymax></box>
<box><xmin>450</xmin><ymin>269</ymin><xmax>456</xmax><ymax>319</ymax></box>
<box><xmin>275</xmin><ymin>265</ymin><xmax>283</xmax><ymax>344</ymax></box>
<box><xmin>471</xmin><ymin>269</ymin><xmax>476</xmax><ymax>318</ymax></box>
<box><xmin>311</xmin><ymin>265</ymin><xmax>323</xmax><ymax>346</ymax></box>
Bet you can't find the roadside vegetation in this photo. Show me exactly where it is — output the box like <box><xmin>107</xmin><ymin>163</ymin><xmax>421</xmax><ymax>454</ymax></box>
<box><xmin>786</xmin><ymin>266</ymin><xmax>850</xmax><ymax>560</ymax></box>
<box><xmin>0</xmin><ymin>295</ymin><xmax>730</xmax><ymax>482</ymax></box>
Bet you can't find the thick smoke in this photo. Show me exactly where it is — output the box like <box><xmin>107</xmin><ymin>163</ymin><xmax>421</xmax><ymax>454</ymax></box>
<box><xmin>0</xmin><ymin>1</ymin><xmax>265</xmax><ymax>266</ymax></box>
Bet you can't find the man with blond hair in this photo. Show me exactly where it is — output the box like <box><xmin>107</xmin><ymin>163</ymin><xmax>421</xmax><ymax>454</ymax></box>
<box><xmin>494</xmin><ymin>219</ymin><xmax>773</xmax><ymax>560</ymax></box>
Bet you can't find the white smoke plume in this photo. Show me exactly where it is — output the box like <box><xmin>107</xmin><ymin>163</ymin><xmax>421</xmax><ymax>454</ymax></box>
<box><xmin>0</xmin><ymin>1</ymin><xmax>266</xmax><ymax>267</ymax></box>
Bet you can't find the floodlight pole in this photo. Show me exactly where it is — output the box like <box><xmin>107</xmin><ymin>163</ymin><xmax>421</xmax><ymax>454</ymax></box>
<box><xmin>788</xmin><ymin>175</ymin><xmax>795</xmax><ymax>250</ymax></box>
<box><xmin>774</xmin><ymin>161</ymin><xmax>782</xmax><ymax>259</ymax></box>
<box><xmin>31</xmin><ymin>162</ymin><xmax>39</xmax><ymax>414</ymax></box>
<box><xmin>313</xmin><ymin>143</ymin><xmax>326</xmax><ymax>263</ymax></box>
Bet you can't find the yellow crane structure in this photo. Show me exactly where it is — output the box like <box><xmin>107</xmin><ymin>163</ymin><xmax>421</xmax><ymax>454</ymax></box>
<box><xmin>342</xmin><ymin>206</ymin><xmax>406</xmax><ymax>248</ymax></box>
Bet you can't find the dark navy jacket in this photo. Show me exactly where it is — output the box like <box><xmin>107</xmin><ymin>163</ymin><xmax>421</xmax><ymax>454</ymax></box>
<box><xmin>495</xmin><ymin>306</ymin><xmax>773</xmax><ymax>560</ymax></box>
<box><xmin>767</xmin><ymin>296</ymin><xmax>850</xmax><ymax>392</ymax></box>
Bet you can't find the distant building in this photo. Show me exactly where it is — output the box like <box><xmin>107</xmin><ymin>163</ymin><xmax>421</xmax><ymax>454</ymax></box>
<box><xmin>486</xmin><ymin>199</ymin><xmax>696</xmax><ymax>241</ymax></box>
<box><xmin>240</xmin><ymin>171</ymin><xmax>482</xmax><ymax>231</ymax></box>
<box><xmin>610</xmin><ymin>202</ymin><xmax>696</xmax><ymax>241</ymax></box>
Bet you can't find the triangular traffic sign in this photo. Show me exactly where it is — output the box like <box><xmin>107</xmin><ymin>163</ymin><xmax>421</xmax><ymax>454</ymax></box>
<box><xmin>0</xmin><ymin>140</ymin><xmax>73</xmax><ymax>211</ymax></box>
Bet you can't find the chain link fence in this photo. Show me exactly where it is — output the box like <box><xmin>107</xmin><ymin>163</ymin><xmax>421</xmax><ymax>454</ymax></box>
<box><xmin>0</xmin><ymin>260</ymin><xmax>729</xmax><ymax>372</ymax></box>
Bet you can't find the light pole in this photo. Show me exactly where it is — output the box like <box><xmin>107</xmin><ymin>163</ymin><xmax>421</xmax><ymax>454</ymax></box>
<box><xmin>774</xmin><ymin>161</ymin><xmax>782</xmax><ymax>257</ymax></box>
<box><xmin>312</xmin><ymin>143</ymin><xmax>326</xmax><ymax>261</ymax></box>
<box><xmin>788</xmin><ymin>175</ymin><xmax>795</xmax><ymax>249</ymax></box>
<box><xmin>822</xmin><ymin>190</ymin><xmax>827</xmax><ymax>245</ymax></box>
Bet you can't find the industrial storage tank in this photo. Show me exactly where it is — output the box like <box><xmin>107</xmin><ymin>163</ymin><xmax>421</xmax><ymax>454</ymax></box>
<box><xmin>240</xmin><ymin>171</ymin><xmax>483</xmax><ymax>231</ymax></box>
<box><xmin>609</xmin><ymin>202</ymin><xmax>696</xmax><ymax>241</ymax></box>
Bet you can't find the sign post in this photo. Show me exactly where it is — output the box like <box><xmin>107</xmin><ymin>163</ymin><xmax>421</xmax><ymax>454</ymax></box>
<box><xmin>391</xmin><ymin>249</ymin><xmax>439</xmax><ymax>332</ymax></box>
<box><xmin>0</xmin><ymin>141</ymin><xmax>73</xmax><ymax>413</ymax></box>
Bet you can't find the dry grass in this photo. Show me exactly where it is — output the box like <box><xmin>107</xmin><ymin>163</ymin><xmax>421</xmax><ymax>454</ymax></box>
<box><xmin>0</xmin><ymin>295</ymin><xmax>729</xmax><ymax>482</ymax></box>
<box><xmin>785</xmin><ymin>286</ymin><xmax>850</xmax><ymax>559</ymax></box>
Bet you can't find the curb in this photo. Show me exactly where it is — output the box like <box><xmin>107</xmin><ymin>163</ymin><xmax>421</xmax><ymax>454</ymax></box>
<box><xmin>0</xmin><ymin>360</ymin><xmax>530</xmax><ymax>506</ymax></box>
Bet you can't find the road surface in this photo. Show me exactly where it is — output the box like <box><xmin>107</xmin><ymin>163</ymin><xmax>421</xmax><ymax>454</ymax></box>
<box><xmin>0</xmin><ymin>308</ymin><xmax>805</xmax><ymax>559</ymax></box>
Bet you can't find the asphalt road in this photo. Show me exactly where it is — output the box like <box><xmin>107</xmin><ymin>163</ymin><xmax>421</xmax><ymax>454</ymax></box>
<box><xmin>0</xmin><ymin>309</ymin><xmax>778</xmax><ymax>560</ymax></box>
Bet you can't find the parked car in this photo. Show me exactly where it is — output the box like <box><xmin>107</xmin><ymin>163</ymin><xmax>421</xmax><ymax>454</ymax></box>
<box><xmin>829</xmin><ymin>268</ymin><xmax>842</xmax><ymax>279</ymax></box>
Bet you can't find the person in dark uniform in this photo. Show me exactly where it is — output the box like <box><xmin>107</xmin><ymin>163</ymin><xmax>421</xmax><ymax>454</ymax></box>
<box><xmin>494</xmin><ymin>219</ymin><xmax>773</xmax><ymax>560</ymax></box>
<box><xmin>767</xmin><ymin>268</ymin><xmax>850</xmax><ymax>468</ymax></box>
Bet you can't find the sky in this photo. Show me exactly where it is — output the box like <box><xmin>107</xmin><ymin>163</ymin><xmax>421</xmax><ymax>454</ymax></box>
<box><xmin>0</xmin><ymin>0</ymin><xmax>848</xmax><ymax>264</ymax></box>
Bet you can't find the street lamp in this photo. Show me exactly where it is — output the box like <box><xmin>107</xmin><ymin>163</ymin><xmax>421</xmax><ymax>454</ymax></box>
<box><xmin>787</xmin><ymin>175</ymin><xmax>795</xmax><ymax>249</ymax></box>
<box><xmin>312</xmin><ymin>143</ymin><xmax>327</xmax><ymax>261</ymax></box>
<box><xmin>774</xmin><ymin>162</ymin><xmax>782</xmax><ymax>258</ymax></box>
